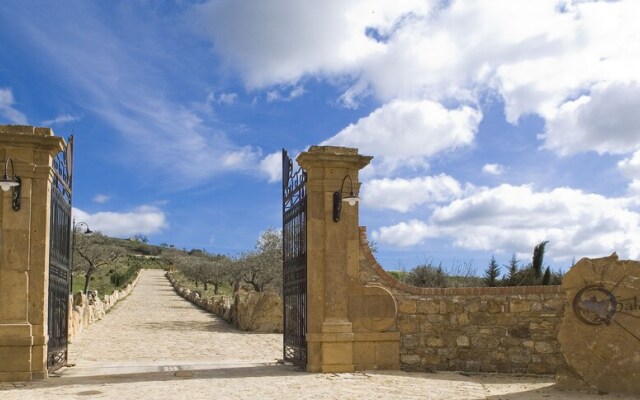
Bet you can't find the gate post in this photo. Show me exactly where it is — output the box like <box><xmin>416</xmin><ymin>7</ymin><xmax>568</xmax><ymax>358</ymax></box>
<box><xmin>0</xmin><ymin>125</ymin><xmax>65</xmax><ymax>382</ymax></box>
<box><xmin>297</xmin><ymin>146</ymin><xmax>372</xmax><ymax>373</ymax></box>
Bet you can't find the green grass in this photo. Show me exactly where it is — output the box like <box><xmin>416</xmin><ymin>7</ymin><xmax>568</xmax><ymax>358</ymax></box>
<box><xmin>72</xmin><ymin>254</ymin><xmax>166</xmax><ymax>296</ymax></box>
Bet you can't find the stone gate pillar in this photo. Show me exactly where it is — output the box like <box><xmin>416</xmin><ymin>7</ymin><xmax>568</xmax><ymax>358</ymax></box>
<box><xmin>298</xmin><ymin>146</ymin><xmax>399</xmax><ymax>373</ymax></box>
<box><xmin>0</xmin><ymin>125</ymin><xmax>65</xmax><ymax>381</ymax></box>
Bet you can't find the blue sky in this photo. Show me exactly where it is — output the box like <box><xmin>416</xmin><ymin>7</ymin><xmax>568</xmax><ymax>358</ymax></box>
<box><xmin>2</xmin><ymin>0</ymin><xmax>639</xmax><ymax>274</ymax></box>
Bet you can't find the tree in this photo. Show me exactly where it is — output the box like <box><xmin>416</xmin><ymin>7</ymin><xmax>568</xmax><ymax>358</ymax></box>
<box><xmin>131</xmin><ymin>234</ymin><xmax>149</xmax><ymax>243</ymax></box>
<box><xmin>542</xmin><ymin>266</ymin><xmax>551</xmax><ymax>285</ymax></box>
<box><xmin>484</xmin><ymin>255</ymin><xmax>501</xmax><ymax>287</ymax></box>
<box><xmin>73</xmin><ymin>233</ymin><xmax>124</xmax><ymax>294</ymax></box>
<box><xmin>190</xmin><ymin>251</ymin><xmax>230</xmax><ymax>294</ymax></box>
<box><xmin>164</xmin><ymin>249</ymin><xmax>230</xmax><ymax>294</ymax></box>
<box><xmin>505</xmin><ymin>253</ymin><xmax>519</xmax><ymax>285</ymax></box>
<box><xmin>237</xmin><ymin>228</ymin><xmax>283</xmax><ymax>293</ymax></box>
<box><xmin>532</xmin><ymin>240</ymin><xmax>549</xmax><ymax>280</ymax></box>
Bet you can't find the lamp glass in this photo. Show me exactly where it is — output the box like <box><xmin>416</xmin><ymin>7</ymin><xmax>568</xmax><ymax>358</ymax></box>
<box><xmin>0</xmin><ymin>180</ymin><xmax>18</xmax><ymax>192</ymax></box>
<box><xmin>343</xmin><ymin>195</ymin><xmax>359</xmax><ymax>206</ymax></box>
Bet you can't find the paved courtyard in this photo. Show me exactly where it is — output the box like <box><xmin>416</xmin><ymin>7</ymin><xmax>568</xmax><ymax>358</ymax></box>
<box><xmin>1</xmin><ymin>269</ymin><xmax>636</xmax><ymax>399</ymax></box>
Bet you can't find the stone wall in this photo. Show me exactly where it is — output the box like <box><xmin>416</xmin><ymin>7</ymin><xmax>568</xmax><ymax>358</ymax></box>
<box><xmin>166</xmin><ymin>273</ymin><xmax>283</xmax><ymax>333</ymax></box>
<box><xmin>557</xmin><ymin>254</ymin><xmax>640</xmax><ymax>395</ymax></box>
<box><xmin>67</xmin><ymin>271</ymin><xmax>141</xmax><ymax>342</ymax></box>
<box><xmin>359</xmin><ymin>228</ymin><xmax>566</xmax><ymax>374</ymax></box>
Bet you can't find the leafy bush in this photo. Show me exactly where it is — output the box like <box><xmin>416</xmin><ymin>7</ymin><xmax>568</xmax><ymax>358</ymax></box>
<box><xmin>404</xmin><ymin>264</ymin><xmax>447</xmax><ymax>288</ymax></box>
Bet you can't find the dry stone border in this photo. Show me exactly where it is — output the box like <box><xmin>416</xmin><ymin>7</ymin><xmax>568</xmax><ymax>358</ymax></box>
<box><xmin>68</xmin><ymin>270</ymin><xmax>141</xmax><ymax>342</ymax></box>
<box><xmin>166</xmin><ymin>272</ymin><xmax>283</xmax><ymax>333</ymax></box>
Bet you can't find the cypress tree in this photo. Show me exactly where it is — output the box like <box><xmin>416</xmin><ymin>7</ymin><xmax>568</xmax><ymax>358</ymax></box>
<box><xmin>506</xmin><ymin>253</ymin><xmax>519</xmax><ymax>285</ymax></box>
<box><xmin>542</xmin><ymin>266</ymin><xmax>551</xmax><ymax>285</ymax></box>
<box><xmin>484</xmin><ymin>255</ymin><xmax>501</xmax><ymax>287</ymax></box>
<box><xmin>532</xmin><ymin>240</ymin><xmax>549</xmax><ymax>280</ymax></box>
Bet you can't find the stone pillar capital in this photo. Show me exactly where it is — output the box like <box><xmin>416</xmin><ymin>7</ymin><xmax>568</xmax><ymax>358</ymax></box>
<box><xmin>296</xmin><ymin>146</ymin><xmax>372</xmax><ymax>172</ymax></box>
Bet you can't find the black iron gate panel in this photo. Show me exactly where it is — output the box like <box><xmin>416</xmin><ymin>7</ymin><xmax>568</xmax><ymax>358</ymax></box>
<box><xmin>47</xmin><ymin>136</ymin><xmax>73</xmax><ymax>373</ymax></box>
<box><xmin>282</xmin><ymin>149</ymin><xmax>307</xmax><ymax>367</ymax></box>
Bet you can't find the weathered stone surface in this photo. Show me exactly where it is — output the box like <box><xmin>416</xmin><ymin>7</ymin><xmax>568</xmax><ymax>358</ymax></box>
<box><xmin>509</xmin><ymin>326</ymin><xmax>530</xmax><ymax>338</ymax></box>
<box><xmin>425</xmin><ymin>337</ymin><xmax>444</xmax><ymax>347</ymax></box>
<box><xmin>169</xmin><ymin>274</ymin><xmax>283</xmax><ymax>333</ymax></box>
<box><xmin>457</xmin><ymin>313</ymin><xmax>471</xmax><ymax>325</ymax></box>
<box><xmin>68</xmin><ymin>272</ymin><xmax>140</xmax><ymax>343</ymax></box>
<box><xmin>417</xmin><ymin>301</ymin><xmax>440</xmax><ymax>314</ymax></box>
<box><xmin>397</xmin><ymin>300</ymin><xmax>416</xmax><ymax>314</ymax></box>
<box><xmin>400</xmin><ymin>354</ymin><xmax>421</xmax><ymax>365</ymax></box>
<box><xmin>237</xmin><ymin>292</ymin><xmax>283</xmax><ymax>332</ymax></box>
<box><xmin>557</xmin><ymin>254</ymin><xmax>640</xmax><ymax>395</ymax></box>
<box><xmin>534</xmin><ymin>341</ymin><xmax>554</xmax><ymax>354</ymax></box>
<box><xmin>508</xmin><ymin>348</ymin><xmax>531</xmax><ymax>364</ymax></box>
<box><xmin>509</xmin><ymin>300</ymin><xmax>532</xmax><ymax>313</ymax></box>
<box><xmin>348</xmin><ymin>285</ymin><xmax>396</xmax><ymax>332</ymax></box>
<box><xmin>359</xmin><ymin>227</ymin><xmax>565</xmax><ymax>376</ymax></box>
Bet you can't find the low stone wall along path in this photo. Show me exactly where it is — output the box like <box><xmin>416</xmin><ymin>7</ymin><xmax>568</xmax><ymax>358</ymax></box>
<box><xmin>2</xmin><ymin>269</ymin><xmax>638</xmax><ymax>399</ymax></box>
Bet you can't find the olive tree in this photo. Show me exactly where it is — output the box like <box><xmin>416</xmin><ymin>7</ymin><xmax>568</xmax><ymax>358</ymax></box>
<box><xmin>73</xmin><ymin>232</ymin><xmax>123</xmax><ymax>294</ymax></box>
<box><xmin>237</xmin><ymin>228</ymin><xmax>283</xmax><ymax>293</ymax></box>
<box><xmin>168</xmin><ymin>249</ymin><xmax>230</xmax><ymax>294</ymax></box>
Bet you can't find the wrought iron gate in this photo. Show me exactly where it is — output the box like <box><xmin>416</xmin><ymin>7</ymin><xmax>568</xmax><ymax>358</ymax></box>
<box><xmin>282</xmin><ymin>150</ymin><xmax>307</xmax><ymax>367</ymax></box>
<box><xmin>47</xmin><ymin>136</ymin><xmax>73</xmax><ymax>373</ymax></box>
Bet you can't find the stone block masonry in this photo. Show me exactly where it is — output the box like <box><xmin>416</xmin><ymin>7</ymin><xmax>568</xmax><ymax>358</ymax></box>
<box><xmin>166</xmin><ymin>272</ymin><xmax>283</xmax><ymax>333</ymax></box>
<box><xmin>359</xmin><ymin>227</ymin><xmax>566</xmax><ymax>375</ymax></box>
<box><xmin>67</xmin><ymin>270</ymin><xmax>141</xmax><ymax>343</ymax></box>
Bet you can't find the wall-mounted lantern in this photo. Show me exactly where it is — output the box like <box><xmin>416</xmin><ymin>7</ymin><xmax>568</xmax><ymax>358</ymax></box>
<box><xmin>0</xmin><ymin>158</ymin><xmax>21</xmax><ymax>211</ymax></box>
<box><xmin>333</xmin><ymin>175</ymin><xmax>360</xmax><ymax>222</ymax></box>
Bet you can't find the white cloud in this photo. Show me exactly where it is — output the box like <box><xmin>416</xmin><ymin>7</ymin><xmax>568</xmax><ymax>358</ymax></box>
<box><xmin>73</xmin><ymin>205</ymin><xmax>167</xmax><ymax>238</ymax></box>
<box><xmin>216</xmin><ymin>92</ymin><xmax>237</xmax><ymax>105</ymax></box>
<box><xmin>266</xmin><ymin>85</ymin><xmax>305</xmax><ymax>103</ymax></box>
<box><xmin>372</xmin><ymin>219</ymin><xmax>431</xmax><ymax>247</ymax></box>
<box><xmin>194</xmin><ymin>0</ymin><xmax>640</xmax><ymax>156</ymax></box>
<box><xmin>92</xmin><ymin>194</ymin><xmax>111</xmax><ymax>204</ymax></box>
<box><xmin>541</xmin><ymin>82</ymin><xmax>640</xmax><ymax>155</ymax></box>
<box><xmin>259</xmin><ymin>151</ymin><xmax>282</xmax><ymax>183</ymax></box>
<box><xmin>629</xmin><ymin>180</ymin><xmax>640</xmax><ymax>195</ymax></box>
<box><xmin>322</xmin><ymin>100</ymin><xmax>481</xmax><ymax>173</ymax></box>
<box><xmin>482</xmin><ymin>163</ymin><xmax>504</xmax><ymax>175</ymax></box>
<box><xmin>42</xmin><ymin>113</ymin><xmax>79</xmax><ymax>126</ymax></box>
<box><xmin>618</xmin><ymin>149</ymin><xmax>640</xmax><ymax>178</ymax></box>
<box><xmin>619</xmin><ymin>150</ymin><xmax>640</xmax><ymax>193</ymax></box>
<box><xmin>0</xmin><ymin>87</ymin><xmax>28</xmax><ymax>124</ymax></box>
<box><xmin>362</xmin><ymin>174</ymin><xmax>463</xmax><ymax>212</ymax></box>
<box><xmin>373</xmin><ymin>184</ymin><xmax>640</xmax><ymax>261</ymax></box>
<box><xmin>191</xmin><ymin>0</ymin><xmax>429</xmax><ymax>88</ymax></box>
<box><xmin>204</xmin><ymin>91</ymin><xmax>238</xmax><ymax>108</ymax></box>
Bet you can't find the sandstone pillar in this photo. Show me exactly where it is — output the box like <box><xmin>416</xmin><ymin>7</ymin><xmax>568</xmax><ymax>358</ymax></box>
<box><xmin>297</xmin><ymin>146</ymin><xmax>399</xmax><ymax>372</ymax></box>
<box><xmin>0</xmin><ymin>125</ymin><xmax>65</xmax><ymax>381</ymax></box>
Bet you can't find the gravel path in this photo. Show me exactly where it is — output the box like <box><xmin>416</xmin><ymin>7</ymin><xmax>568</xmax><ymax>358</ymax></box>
<box><xmin>1</xmin><ymin>269</ymin><xmax>637</xmax><ymax>399</ymax></box>
<box><xmin>68</xmin><ymin>269</ymin><xmax>282</xmax><ymax>364</ymax></box>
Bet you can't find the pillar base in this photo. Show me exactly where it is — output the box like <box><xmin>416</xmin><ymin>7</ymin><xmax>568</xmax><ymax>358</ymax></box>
<box><xmin>0</xmin><ymin>320</ymin><xmax>48</xmax><ymax>382</ymax></box>
<box><xmin>307</xmin><ymin>330</ymin><xmax>355</xmax><ymax>373</ymax></box>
